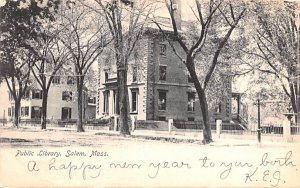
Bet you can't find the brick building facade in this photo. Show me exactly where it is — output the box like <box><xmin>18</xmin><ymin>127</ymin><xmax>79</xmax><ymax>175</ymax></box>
<box><xmin>96</xmin><ymin>30</ymin><xmax>235</xmax><ymax>123</ymax></box>
<box><xmin>96</xmin><ymin>0</ymin><xmax>243</xmax><ymax>124</ymax></box>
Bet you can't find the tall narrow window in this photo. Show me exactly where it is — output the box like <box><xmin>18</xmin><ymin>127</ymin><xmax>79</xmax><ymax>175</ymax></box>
<box><xmin>8</xmin><ymin>108</ymin><xmax>11</xmax><ymax>117</ymax></box>
<box><xmin>61</xmin><ymin>107</ymin><xmax>72</xmax><ymax>120</ymax></box>
<box><xmin>25</xmin><ymin>106</ymin><xmax>29</xmax><ymax>116</ymax></box>
<box><xmin>131</xmin><ymin>90</ymin><xmax>138</xmax><ymax>113</ymax></box>
<box><xmin>21</xmin><ymin>107</ymin><xmax>25</xmax><ymax>116</ymax></box>
<box><xmin>159</xmin><ymin>66</ymin><xmax>167</xmax><ymax>81</ymax></box>
<box><xmin>22</xmin><ymin>90</ymin><xmax>30</xmax><ymax>99</ymax></box>
<box><xmin>159</xmin><ymin>43</ymin><xmax>167</xmax><ymax>56</ymax></box>
<box><xmin>103</xmin><ymin>91</ymin><xmax>109</xmax><ymax>114</ymax></box>
<box><xmin>132</xmin><ymin>66</ymin><xmax>137</xmax><ymax>82</ymax></box>
<box><xmin>217</xmin><ymin>103</ymin><xmax>222</xmax><ymax>113</ymax></box>
<box><xmin>113</xmin><ymin>90</ymin><xmax>117</xmax><ymax>114</ymax></box>
<box><xmin>105</xmin><ymin>72</ymin><xmax>109</xmax><ymax>83</ymax></box>
<box><xmin>21</xmin><ymin>107</ymin><xmax>29</xmax><ymax>116</ymax></box>
<box><xmin>31</xmin><ymin>106</ymin><xmax>41</xmax><ymax>119</ymax></box>
<box><xmin>8</xmin><ymin>92</ymin><xmax>12</xmax><ymax>101</ymax></box>
<box><xmin>11</xmin><ymin>106</ymin><xmax>15</xmax><ymax>117</ymax></box>
<box><xmin>187</xmin><ymin>92</ymin><xmax>195</xmax><ymax>112</ymax></box>
<box><xmin>158</xmin><ymin>90</ymin><xmax>167</xmax><ymax>110</ymax></box>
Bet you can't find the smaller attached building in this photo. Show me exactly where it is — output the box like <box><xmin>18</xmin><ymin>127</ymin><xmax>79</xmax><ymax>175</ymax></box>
<box><xmin>7</xmin><ymin>75</ymin><xmax>96</xmax><ymax>122</ymax></box>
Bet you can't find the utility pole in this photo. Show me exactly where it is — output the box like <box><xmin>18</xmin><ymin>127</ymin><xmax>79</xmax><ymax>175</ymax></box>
<box><xmin>297</xmin><ymin>7</ymin><xmax>300</xmax><ymax>125</ymax></box>
<box><xmin>257</xmin><ymin>99</ymin><xmax>261</xmax><ymax>143</ymax></box>
<box><xmin>255</xmin><ymin>99</ymin><xmax>288</xmax><ymax>143</ymax></box>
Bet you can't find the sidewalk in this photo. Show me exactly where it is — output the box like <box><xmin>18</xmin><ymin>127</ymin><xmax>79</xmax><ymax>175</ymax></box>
<box><xmin>13</xmin><ymin>124</ymin><xmax>299</xmax><ymax>147</ymax></box>
<box><xmin>104</xmin><ymin>129</ymin><xmax>300</xmax><ymax>147</ymax></box>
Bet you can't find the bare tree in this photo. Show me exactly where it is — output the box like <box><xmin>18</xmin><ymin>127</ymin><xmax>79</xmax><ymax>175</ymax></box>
<box><xmin>155</xmin><ymin>0</ymin><xmax>246</xmax><ymax>143</ymax></box>
<box><xmin>245</xmin><ymin>0</ymin><xmax>298</xmax><ymax>114</ymax></box>
<box><xmin>27</xmin><ymin>25</ymin><xmax>70</xmax><ymax>129</ymax></box>
<box><xmin>3</xmin><ymin>49</ymin><xmax>33</xmax><ymax>127</ymax></box>
<box><xmin>94</xmin><ymin>0</ymin><xmax>153</xmax><ymax>135</ymax></box>
<box><xmin>58</xmin><ymin>1</ymin><xmax>110</xmax><ymax>132</ymax></box>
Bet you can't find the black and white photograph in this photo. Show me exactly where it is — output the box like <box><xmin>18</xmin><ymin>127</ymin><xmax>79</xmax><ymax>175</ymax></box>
<box><xmin>0</xmin><ymin>0</ymin><xmax>299</xmax><ymax>187</ymax></box>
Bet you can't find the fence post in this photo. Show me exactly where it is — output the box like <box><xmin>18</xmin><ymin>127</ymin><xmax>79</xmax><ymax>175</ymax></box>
<box><xmin>168</xmin><ymin>119</ymin><xmax>173</xmax><ymax>134</ymax></box>
<box><xmin>3</xmin><ymin>110</ymin><xmax>5</xmax><ymax>126</ymax></box>
<box><xmin>114</xmin><ymin>115</ymin><xmax>118</xmax><ymax>131</ymax></box>
<box><xmin>131</xmin><ymin>116</ymin><xmax>136</xmax><ymax>132</ymax></box>
<box><xmin>216</xmin><ymin>120</ymin><xmax>222</xmax><ymax>138</ymax></box>
<box><xmin>283</xmin><ymin>119</ymin><xmax>291</xmax><ymax>142</ymax></box>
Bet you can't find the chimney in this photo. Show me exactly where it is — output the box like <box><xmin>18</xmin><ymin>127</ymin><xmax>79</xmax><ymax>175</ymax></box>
<box><xmin>170</xmin><ymin>0</ymin><xmax>181</xmax><ymax>30</ymax></box>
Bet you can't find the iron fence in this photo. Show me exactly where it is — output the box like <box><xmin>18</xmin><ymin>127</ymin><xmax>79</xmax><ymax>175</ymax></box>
<box><xmin>291</xmin><ymin>126</ymin><xmax>300</xmax><ymax>135</ymax></box>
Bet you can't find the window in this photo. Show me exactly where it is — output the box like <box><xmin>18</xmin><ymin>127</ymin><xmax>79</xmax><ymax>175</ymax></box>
<box><xmin>131</xmin><ymin>90</ymin><xmax>138</xmax><ymax>113</ymax></box>
<box><xmin>21</xmin><ymin>106</ymin><xmax>29</xmax><ymax>116</ymax></box>
<box><xmin>113</xmin><ymin>90</ymin><xmax>117</xmax><ymax>114</ymax></box>
<box><xmin>132</xmin><ymin>66</ymin><xmax>137</xmax><ymax>82</ymax></box>
<box><xmin>31</xmin><ymin>106</ymin><xmax>41</xmax><ymax>119</ymax></box>
<box><xmin>32</xmin><ymin>90</ymin><xmax>43</xmax><ymax>99</ymax></box>
<box><xmin>22</xmin><ymin>90</ymin><xmax>30</xmax><ymax>99</ymax></box>
<box><xmin>159</xmin><ymin>43</ymin><xmax>167</xmax><ymax>56</ymax></box>
<box><xmin>11</xmin><ymin>106</ymin><xmax>15</xmax><ymax>117</ymax></box>
<box><xmin>158</xmin><ymin>90</ymin><xmax>167</xmax><ymax>110</ymax></box>
<box><xmin>187</xmin><ymin>92</ymin><xmax>195</xmax><ymax>112</ymax></box>
<box><xmin>159</xmin><ymin>66</ymin><xmax>167</xmax><ymax>81</ymax></box>
<box><xmin>188</xmin><ymin>117</ymin><xmax>195</xmax><ymax>121</ymax></box>
<box><xmin>103</xmin><ymin>91</ymin><xmax>109</xmax><ymax>114</ymax></box>
<box><xmin>8</xmin><ymin>92</ymin><xmax>13</xmax><ymax>101</ymax></box>
<box><xmin>67</xmin><ymin>76</ymin><xmax>75</xmax><ymax>85</ymax></box>
<box><xmin>52</xmin><ymin>76</ymin><xmax>60</xmax><ymax>84</ymax></box>
<box><xmin>61</xmin><ymin>107</ymin><xmax>72</xmax><ymax>120</ymax></box>
<box><xmin>216</xmin><ymin>103</ymin><xmax>222</xmax><ymax>113</ymax></box>
<box><xmin>62</xmin><ymin>91</ymin><xmax>73</xmax><ymax>101</ymax></box>
<box><xmin>105</xmin><ymin>72</ymin><xmax>109</xmax><ymax>83</ymax></box>
<box><xmin>88</xmin><ymin>97</ymin><xmax>96</xmax><ymax>104</ymax></box>
<box><xmin>8</xmin><ymin>108</ymin><xmax>11</xmax><ymax>117</ymax></box>
<box><xmin>21</xmin><ymin>107</ymin><xmax>25</xmax><ymax>116</ymax></box>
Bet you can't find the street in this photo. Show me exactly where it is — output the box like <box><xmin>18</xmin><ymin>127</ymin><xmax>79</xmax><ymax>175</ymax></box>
<box><xmin>0</xmin><ymin>126</ymin><xmax>300</xmax><ymax>187</ymax></box>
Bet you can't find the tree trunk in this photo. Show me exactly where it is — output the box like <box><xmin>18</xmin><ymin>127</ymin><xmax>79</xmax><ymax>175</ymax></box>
<box><xmin>289</xmin><ymin>83</ymin><xmax>297</xmax><ymax>114</ymax></box>
<box><xmin>77</xmin><ymin>76</ymin><xmax>85</xmax><ymax>132</ymax></box>
<box><xmin>198</xmin><ymin>89</ymin><xmax>212</xmax><ymax>143</ymax></box>
<box><xmin>186</xmin><ymin>60</ymin><xmax>212</xmax><ymax>144</ymax></box>
<box><xmin>41</xmin><ymin>91</ymin><xmax>48</xmax><ymax>129</ymax></box>
<box><xmin>14</xmin><ymin>99</ymin><xmax>21</xmax><ymax>128</ymax></box>
<box><xmin>118</xmin><ymin>68</ymin><xmax>130</xmax><ymax>135</ymax></box>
